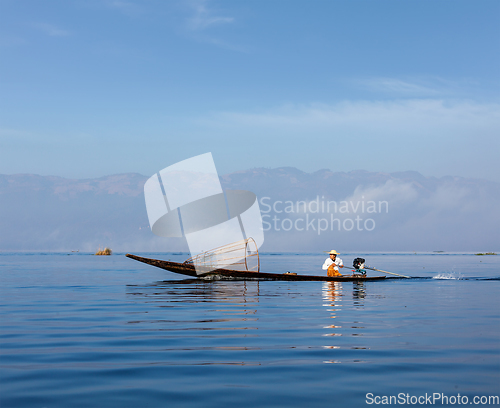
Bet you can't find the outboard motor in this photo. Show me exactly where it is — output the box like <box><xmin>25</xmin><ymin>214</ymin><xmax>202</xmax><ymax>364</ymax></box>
<box><xmin>353</xmin><ymin>258</ymin><xmax>366</xmax><ymax>275</ymax></box>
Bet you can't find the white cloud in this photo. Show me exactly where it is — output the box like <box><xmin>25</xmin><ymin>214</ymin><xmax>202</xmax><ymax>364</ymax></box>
<box><xmin>351</xmin><ymin>76</ymin><xmax>491</xmax><ymax>99</ymax></box>
<box><xmin>179</xmin><ymin>0</ymin><xmax>244</xmax><ymax>51</ymax></box>
<box><xmin>347</xmin><ymin>180</ymin><xmax>419</xmax><ymax>205</ymax></box>
<box><xmin>186</xmin><ymin>0</ymin><xmax>234</xmax><ymax>31</ymax></box>
<box><xmin>194</xmin><ymin>97</ymin><xmax>500</xmax><ymax>182</ymax></box>
<box><xmin>421</xmin><ymin>184</ymin><xmax>470</xmax><ymax>212</ymax></box>
<box><xmin>356</xmin><ymin>77</ymin><xmax>441</xmax><ymax>96</ymax></box>
<box><xmin>203</xmin><ymin>99</ymin><xmax>500</xmax><ymax>140</ymax></box>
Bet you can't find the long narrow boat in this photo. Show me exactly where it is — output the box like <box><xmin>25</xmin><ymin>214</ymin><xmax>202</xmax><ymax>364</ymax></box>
<box><xmin>126</xmin><ymin>254</ymin><xmax>389</xmax><ymax>282</ymax></box>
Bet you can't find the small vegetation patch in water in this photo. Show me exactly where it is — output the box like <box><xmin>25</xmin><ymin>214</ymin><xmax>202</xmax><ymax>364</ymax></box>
<box><xmin>95</xmin><ymin>247</ymin><xmax>112</xmax><ymax>255</ymax></box>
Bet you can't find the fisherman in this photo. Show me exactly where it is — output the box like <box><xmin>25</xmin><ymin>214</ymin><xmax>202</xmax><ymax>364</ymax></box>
<box><xmin>322</xmin><ymin>250</ymin><xmax>344</xmax><ymax>277</ymax></box>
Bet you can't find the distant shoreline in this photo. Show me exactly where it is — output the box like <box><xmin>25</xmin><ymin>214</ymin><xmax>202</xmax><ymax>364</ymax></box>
<box><xmin>0</xmin><ymin>251</ymin><xmax>497</xmax><ymax>256</ymax></box>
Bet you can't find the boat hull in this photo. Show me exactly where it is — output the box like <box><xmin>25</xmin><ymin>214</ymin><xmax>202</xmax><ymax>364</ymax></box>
<box><xmin>126</xmin><ymin>254</ymin><xmax>388</xmax><ymax>282</ymax></box>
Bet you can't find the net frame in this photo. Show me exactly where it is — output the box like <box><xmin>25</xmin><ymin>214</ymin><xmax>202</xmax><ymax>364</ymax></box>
<box><xmin>184</xmin><ymin>237</ymin><xmax>260</xmax><ymax>272</ymax></box>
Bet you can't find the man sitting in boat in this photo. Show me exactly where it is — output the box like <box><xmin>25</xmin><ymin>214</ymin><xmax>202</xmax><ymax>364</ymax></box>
<box><xmin>322</xmin><ymin>250</ymin><xmax>344</xmax><ymax>277</ymax></box>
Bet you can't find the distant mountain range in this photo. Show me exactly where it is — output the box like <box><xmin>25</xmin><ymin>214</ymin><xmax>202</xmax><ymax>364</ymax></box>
<box><xmin>1</xmin><ymin>169</ymin><xmax>499</xmax><ymax>252</ymax></box>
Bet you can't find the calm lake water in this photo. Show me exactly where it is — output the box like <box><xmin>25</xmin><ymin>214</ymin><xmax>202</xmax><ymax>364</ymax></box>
<box><xmin>1</xmin><ymin>252</ymin><xmax>499</xmax><ymax>407</ymax></box>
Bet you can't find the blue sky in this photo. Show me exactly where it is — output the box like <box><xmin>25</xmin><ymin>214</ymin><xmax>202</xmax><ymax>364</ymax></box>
<box><xmin>1</xmin><ymin>0</ymin><xmax>499</xmax><ymax>181</ymax></box>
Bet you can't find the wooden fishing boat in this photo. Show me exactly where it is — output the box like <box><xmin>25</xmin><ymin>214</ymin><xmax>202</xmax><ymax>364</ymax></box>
<box><xmin>125</xmin><ymin>254</ymin><xmax>388</xmax><ymax>282</ymax></box>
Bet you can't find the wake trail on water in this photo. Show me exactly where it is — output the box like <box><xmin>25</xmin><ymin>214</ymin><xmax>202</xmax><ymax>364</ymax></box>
<box><xmin>433</xmin><ymin>272</ymin><xmax>462</xmax><ymax>280</ymax></box>
<box><xmin>430</xmin><ymin>273</ymin><xmax>500</xmax><ymax>281</ymax></box>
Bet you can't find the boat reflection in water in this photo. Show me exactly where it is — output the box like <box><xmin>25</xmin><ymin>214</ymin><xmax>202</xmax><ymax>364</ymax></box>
<box><xmin>126</xmin><ymin>278</ymin><xmax>370</xmax><ymax>366</ymax></box>
<box><xmin>352</xmin><ymin>282</ymin><xmax>366</xmax><ymax>305</ymax></box>
<box><xmin>322</xmin><ymin>281</ymin><xmax>369</xmax><ymax>363</ymax></box>
<box><xmin>127</xmin><ymin>279</ymin><xmax>260</xmax><ymax>311</ymax></box>
<box><xmin>127</xmin><ymin>279</ymin><xmax>260</xmax><ymax>303</ymax></box>
<box><xmin>322</xmin><ymin>281</ymin><xmax>343</xmax><ymax>340</ymax></box>
<box><xmin>126</xmin><ymin>280</ymin><xmax>262</xmax><ymax>365</ymax></box>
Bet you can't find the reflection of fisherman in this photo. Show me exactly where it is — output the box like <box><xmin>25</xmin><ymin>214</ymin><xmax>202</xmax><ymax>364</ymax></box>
<box><xmin>322</xmin><ymin>250</ymin><xmax>344</xmax><ymax>277</ymax></box>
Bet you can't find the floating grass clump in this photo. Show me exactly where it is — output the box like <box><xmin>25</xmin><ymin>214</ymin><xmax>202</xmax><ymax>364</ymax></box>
<box><xmin>475</xmin><ymin>252</ymin><xmax>497</xmax><ymax>256</ymax></box>
<box><xmin>95</xmin><ymin>247</ymin><xmax>112</xmax><ymax>256</ymax></box>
